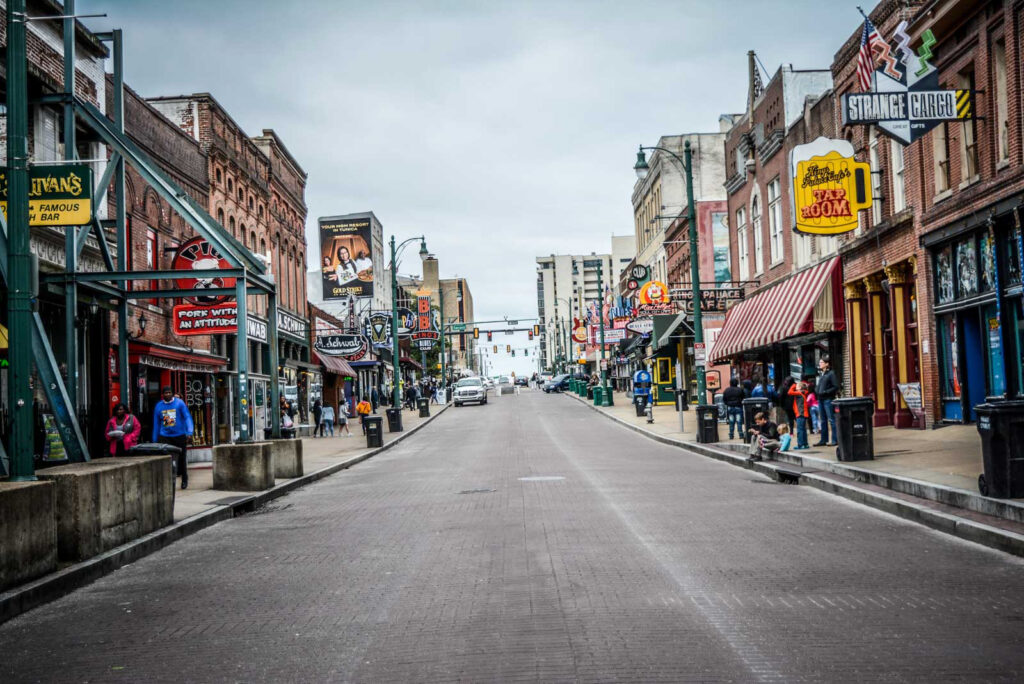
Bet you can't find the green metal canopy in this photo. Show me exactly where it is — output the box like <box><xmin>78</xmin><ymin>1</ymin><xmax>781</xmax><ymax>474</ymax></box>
<box><xmin>652</xmin><ymin>313</ymin><xmax>693</xmax><ymax>352</ymax></box>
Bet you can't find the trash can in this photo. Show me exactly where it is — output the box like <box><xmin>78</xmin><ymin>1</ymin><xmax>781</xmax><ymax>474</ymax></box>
<box><xmin>742</xmin><ymin>398</ymin><xmax>770</xmax><ymax>444</ymax></box>
<box><xmin>385</xmin><ymin>407</ymin><xmax>403</xmax><ymax>433</ymax></box>
<box><xmin>417</xmin><ymin>397</ymin><xmax>429</xmax><ymax>418</ymax></box>
<box><xmin>695</xmin><ymin>404</ymin><xmax>719</xmax><ymax>443</ymax></box>
<box><xmin>592</xmin><ymin>386</ymin><xmax>603</xmax><ymax>406</ymax></box>
<box><xmin>633</xmin><ymin>393</ymin><xmax>648</xmax><ymax>417</ymax></box>
<box><xmin>445</xmin><ymin>387</ymin><xmax>453</xmax><ymax>403</ymax></box>
<box><xmin>975</xmin><ymin>400</ymin><xmax>1024</xmax><ymax>498</ymax></box>
<box><xmin>833</xmin><ymin>397</ymin><xmax>875</xmax><ymax>461</ymax></box>
<box><xmin>364</xmin><ymin>415</ymin><xmax>384</xmax><ymax>448</ymax></box>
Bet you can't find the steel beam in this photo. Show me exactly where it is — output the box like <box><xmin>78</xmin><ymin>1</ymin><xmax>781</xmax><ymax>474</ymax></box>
<box><xmin>63</xmin><ymin>0</ymin><xmax>79</xmax><ymax>413</ymax></box>
<box><xmin>268</xmin><ymin>291</ymin><xmax>281</xmax><ymax>438</ymax></box>
<box><xmin>235</xmin><ymin>275</ymin><xmax>251</xmax><ymax>443</ymax></box>
<box><xmin>111</xmin><ymin>29</ymin><xmax>130</xmax><ymax>406</ymax></box>
<box><xmin>42</xmin><ymin>268</ymin><xmax>247</xmax><ymax>283</ymax></box>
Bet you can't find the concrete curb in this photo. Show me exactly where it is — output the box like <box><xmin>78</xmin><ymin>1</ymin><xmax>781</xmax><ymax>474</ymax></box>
<box><xmin>567</xmin><ymin>393</ymin><xmax>1024</xmax><ymax>557</ymax></box>
<box><xmin>0</xmin><ymin>404</ymin><xmax>450</xmax><ymax>625</ymax></box>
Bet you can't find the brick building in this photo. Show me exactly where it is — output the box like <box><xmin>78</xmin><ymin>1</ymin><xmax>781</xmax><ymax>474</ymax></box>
<box><xmin>149</xmin><ymin>94</ymin><xmax>315</xmax><ymax>432</ymax></box>
<box><xmin>711</xmin><ymin>59</ymin><xmax>842</xmax><ymax>397</ymax></box>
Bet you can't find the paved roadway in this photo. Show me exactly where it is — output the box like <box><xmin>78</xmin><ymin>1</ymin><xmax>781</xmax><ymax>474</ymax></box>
<box><xmin>3</xmin><ymin>390</ymin><xmax>1024</xmax><ymax>682</ymax></box>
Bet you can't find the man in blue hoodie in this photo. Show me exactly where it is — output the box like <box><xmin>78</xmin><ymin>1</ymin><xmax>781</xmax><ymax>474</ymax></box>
<box><xmin>152</xmin><ymin>386</ymin><xmax>194</xmax><ymax>489</ymax></box>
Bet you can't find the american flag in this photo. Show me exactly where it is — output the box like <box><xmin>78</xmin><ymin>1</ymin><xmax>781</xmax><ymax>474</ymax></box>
<box><xmin>857</xmin><ymin>17</ymin><xmax>882</xmax><ymax>91</ymax></box>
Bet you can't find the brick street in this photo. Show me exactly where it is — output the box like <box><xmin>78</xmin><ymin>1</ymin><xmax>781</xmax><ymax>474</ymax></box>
<box><xmin>3</xmin><ymin>391</ymin><xmax>1024</xmax><ymax>682</ymax></box>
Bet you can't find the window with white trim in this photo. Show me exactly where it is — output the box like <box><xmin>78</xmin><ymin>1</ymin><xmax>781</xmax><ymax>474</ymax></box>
<box><xmin>869</xmin><ymin>127</ymin><xmax>882</xmax><ymax>224</ymax></box>
<box><xmin>890</xmin><ymin>139</ymin><xmax>906</xmax><ymax>212</ymax></box>
<box><xmin>736</xmin><ymin>207</ymin><xmax>748</xmax><ymax>280</ymax></box>
<box><xmin>768</xmin><ymin>178</ymin><xmax>783</xmax><ymax>264</ymax></box>
<box><xmin>752</xmin><ymin>196</ymin><xmax>763</xmax><ymax>275</ymax></box>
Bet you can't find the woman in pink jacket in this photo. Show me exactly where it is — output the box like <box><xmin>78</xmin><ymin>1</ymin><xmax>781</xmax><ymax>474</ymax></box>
<box><xmin>105</xmin><ymin>402</ymin><xmax>141</xmax><ymax>456</ymax></box>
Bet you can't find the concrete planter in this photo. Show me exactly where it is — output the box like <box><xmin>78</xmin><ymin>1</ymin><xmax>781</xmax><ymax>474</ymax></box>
<box><xmin>269</xmin><ymin>439</ymin><xmax>304</xmax><ymax>479</ymax></box>
<box><xmin>36</xmin><ymin>456</ymin><xmax>174</xmax><ymax>562</ymax></box>
<box><xmin>213</xmin><ymin>442</ymin><xmax>274</xmax><ymax>491</ymax></box>
<box><xmin>0</xmin><ymin>481</ymin><xmax>57</xmax><ymax>591</ymax></box>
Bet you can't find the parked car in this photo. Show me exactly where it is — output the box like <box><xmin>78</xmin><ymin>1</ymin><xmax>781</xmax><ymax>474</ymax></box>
<box><xmin>515</xmin><ymin>377</ymin><xmax>529</xmax><ymax>387</ymax></box>
<box><xmin>543</xmin><ymin>374</ymin><xmax>570</xmax><ymax>393</ymax></box>
<box><xmin>454</xmin><ymin>377</ymin><xmax>488</xmax><ymax>406</ymax></box>
<box><xmin>498</xmin><ymin>376</ymin><xmax>511</xmax><ymax>385</ymax></box>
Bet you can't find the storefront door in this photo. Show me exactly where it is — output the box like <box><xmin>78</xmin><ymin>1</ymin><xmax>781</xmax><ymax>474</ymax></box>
<box><xmin>962</xmin><ymin>312</ymin><xmax>985</xmax><ymax>422</ymax></box>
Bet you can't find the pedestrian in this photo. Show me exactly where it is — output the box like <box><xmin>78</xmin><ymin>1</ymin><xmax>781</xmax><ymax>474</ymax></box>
<box><xmin>747</xmin><ymin>412</ymin><xmax>779</xmax><ymax>460</ymax></box>
<box><xmin>777</xmin><ymin>424</ymin><xmax>792</xmax><ymax>452</ymax></box>
<box><xmin>105</xmin><ymin>402</ymin><xmax>141</xmax><ymax>457</ymax></box>
<box><xmin>356</xmin><ymin>395</ymin><xmax>372</xmax><ymax>434</ymax></box>
<box><xmin>814</xmin><ymin>355</ymin><xmax>839</xmax><ymax>447</ymax></box>
<box><xmin>722</xmin><ymin>378</ymin><xmax>745</xmax><ymax>439</ymax></box>
<box><xmin>336</xmin><ymin>400</ymin><xmax>352</xmax><ymax>436</ymax></box>
<box><xmin>429</xmin><ymin>380</ymin><xmax>439</xmax><ymax>404</ymax></box>
<box><xmin>750</xmin><ymin>374</ymin><xmax>766</xmax><ymax>398</ymax></box>
<box><xmin>779</xmin><ymin>376</ymin><xmax>796</xmax><ymax>433</ymax></box>
<box><xmin>371</xmin><ymin>386</ymin><xmax>379</xmax><ymax>412</ymax></box>
<box><xmin>741</xmin><ymin>378</ymin><xmax>753</xmax><ymax>398</ymax></box>
<box><xmin>404</xmin><ymin>383</ymin><xmax>418</xmax><ymax>411</ymax></box>
<box><xmin>312</xmin><ymin>399</ymin><xmax>323</xmax><ymax>438</ymax></box>
<box><xmin>152</xmin><ymin>385</ymin><xmax>194</xmax><ymax>489</ymax></box>
<box><xmin>321</xmin><ymin>402</ymin><xmax>335</xmax><ymax>436</ymax></box>
<box><xmin>788</xmin><ymin>378</ymin><xmax>810</xmax><ymax>449</ymax></box>
<box><xmin>806</xmin><ymin>385</ymin><xmax>820</xmax><ymax>435</ymax></box>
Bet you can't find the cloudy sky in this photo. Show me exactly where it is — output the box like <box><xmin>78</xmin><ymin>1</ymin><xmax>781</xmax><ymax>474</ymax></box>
<box><xmin>85</xmin><ymin>0</ymin><xmax>866</xmax><ymax>374</ymax></box>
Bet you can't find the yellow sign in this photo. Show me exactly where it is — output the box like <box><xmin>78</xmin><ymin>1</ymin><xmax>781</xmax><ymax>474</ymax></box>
<box><xmin>791</xmin><ymin>138</ymin><xmax>871</xmax><ymax>236</ymax></box>
<box><xmin>0</xmin><ymin>165</ymin><xmax>94</xmax><ymax>227</ymax></box>
<box><xmin>638</xmin><ymin>280</ymin><xmax>670</xmax><ymax>305</ymax></box>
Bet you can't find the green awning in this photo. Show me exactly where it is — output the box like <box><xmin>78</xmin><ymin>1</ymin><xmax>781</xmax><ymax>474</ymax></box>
<box><xmin>653</xmin><ymin>313</ymin><xmax>693</xmax><ymax>351</ymax></box>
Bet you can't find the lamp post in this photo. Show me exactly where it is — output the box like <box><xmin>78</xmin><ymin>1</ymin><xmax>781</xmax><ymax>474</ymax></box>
<box><xmin>596</xmin><ymin>262</ymin><xmax>611</xmax><ymax>404</ymax></box>
<box><xmin>634</xmin><ymin>140</ymin><xmax>705</xmax><ymax>404</ymax></box>
<box><xmin>390</xmin><ymin>234</ymin><xmax>428</xmax><ymax>413</ymax></box>
<box><xmin>554</xmin><ymin>296</ymin><xmax>575</xmax><ymax>375</ymax></box>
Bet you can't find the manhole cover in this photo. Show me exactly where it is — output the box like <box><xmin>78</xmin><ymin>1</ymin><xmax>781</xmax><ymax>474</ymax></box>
<box><xmin>458</xmin><ymin>488</ymin><xmax>496</xmax><ymax>495</ymax></box>
<box><xmin>518</xmin><ymin>476</ymin><xmax>565</xmax><ymax>482</ymax></box>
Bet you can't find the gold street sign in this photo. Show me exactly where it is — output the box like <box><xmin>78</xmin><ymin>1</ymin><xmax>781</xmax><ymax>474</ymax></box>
<box><xmin>0</xmin><ymin>164</ymin><xmax>94</xmax><ymax>227</ymax></box>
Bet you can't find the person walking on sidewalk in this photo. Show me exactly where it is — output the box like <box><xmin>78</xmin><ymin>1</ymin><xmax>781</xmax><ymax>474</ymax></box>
<box><xmin>722</xmin><ymin>378</ymin><xmax>745</xmax><ymax>439</ymax></box>
<box><xmin>106</xmin><ymin>402</ymin><xmax>141</xmax><ymax>456</ymax></box>
<box><xmin>336</xmin><ymin>400</ymin><xmax>352</xmax><ymax>436</ymax></box>
<box><xmin>356</xmin><ymin>395</ymin><xmax>372</xmax><ymax>434</ymax></box>
<box><xmin>788</xmin><ymin>378</ymin><xmax>811</xmax><ymax>450</ymax></box>
<box><xmin>312</xmin><ymin>399</ymin><xmax>324</xmax><ymax>438</ymax></box>
<box><xmin>814</xmin><ymin>355</ymin><xmax>839</xmax><ymax>447</ymax></box>
<box><xmin>321</xmin><ymin>403</ymin><xmax>335</xmax><ymax>436</ymax></box>
<box><xmin>152</xmin><ymin>386</ymin><xmax>194</xmax><ymax>489</ymax></box>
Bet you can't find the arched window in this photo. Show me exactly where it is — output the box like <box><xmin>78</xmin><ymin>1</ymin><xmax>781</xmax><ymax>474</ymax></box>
<box><xmin>248</xmin><ymin>196</ymin><xmax>254</xmax><ymax>211</ymax></box>
<box><xmin>250</xmin><ymin>230</ymin><xmax>257</xmax><ymax>251</ymax></box>
<box><xmin>228</xmin><ymin>216</ymin><xmax>235</xmax><ymax>235</ymax></box>
<box><xmin>237</xmin><ymin>188</ymin><xmax>244</xmax><ymax>202</ymax></box>
<box><xmin>215</xmin><ymin>168</ymin><xmax>222</xmax><ymax>183</ymax></box>
<box><xmin>258</xmin><ymin>204</ymin><xmax>264</xmax><ymax>218</ymax></box>
<box><xmin>227</xmin><ymin>178</ymin><xmax>233</xmax><ymax>192</ymax></box>
<box><xmin>217</xmin><ymin>208</ymin><xmax>224</xmax><ymax>227</ymax></box>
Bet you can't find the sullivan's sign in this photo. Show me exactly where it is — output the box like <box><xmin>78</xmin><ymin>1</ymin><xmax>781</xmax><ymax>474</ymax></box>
<box><xmin>0</xmin><ymin>164</ymin><xmax>94</xmax><ymax>226</ymax></box>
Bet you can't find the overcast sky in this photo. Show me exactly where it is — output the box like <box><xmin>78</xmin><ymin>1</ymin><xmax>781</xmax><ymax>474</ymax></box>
<box><xmin>85</xmin><ymin>0</ymin><xmax>867</xmax><ymax>375</ymax></box>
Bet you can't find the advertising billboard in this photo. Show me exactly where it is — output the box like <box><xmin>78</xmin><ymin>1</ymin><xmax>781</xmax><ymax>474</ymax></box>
<box><xmin>319</xmin><ymin>217</ymin><xmax>374</xmax><ymax>299</ymax></box>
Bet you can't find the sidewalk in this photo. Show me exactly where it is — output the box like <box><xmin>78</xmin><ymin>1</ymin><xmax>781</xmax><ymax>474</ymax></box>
<box><xmin>570</xmin><ymin>390</ymin><xmax>1024</xmax><ymax>556</ymax></box>
<box><xmin>174</xmin><ymin>406</ymin><xmax>440</xmax><ymax>522</ymax></box>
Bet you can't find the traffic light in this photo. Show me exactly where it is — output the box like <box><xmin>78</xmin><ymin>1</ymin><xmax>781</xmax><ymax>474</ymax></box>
<box><xmin>493</xmin><ymin>345</ymin><xmax>497</xmax><ymax>353</ymax></box>
<box><xmin>528</xmin><ymin>330</ymin><xmax>533</xmax><ymax>340</ymax></box>
<box><xmin>533</xmin><ymin>324</ymin><xmax>540</xmax><ymax>335</ymax></box>
<box><xmin>512</xmin><ymin>350</ymin><xmax>516</xmax><ymax>357</ymax></box>
<box><xmin>473</xmin><ymin>327</ymin><xmax>479</xmax><ymax>339</ymax></box>
<box><xmin>487</xmin><ymin>331</ymin><xmax>493</xmax><ymax>342</ymax></box>
<box><xmin>506</xmin><ymin>345</ymin><xmax>511</xmax><ymax>352</ymax></box>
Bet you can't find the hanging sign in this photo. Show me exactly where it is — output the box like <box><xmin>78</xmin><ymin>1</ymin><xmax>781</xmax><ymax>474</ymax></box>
<box><xmin>672</xmin><ymin>287</ymin><xmax>745</xmax><ymax>313</ymax></box>
<box><xmin>315</xmin><ymin>333</ymin><xmax>366</xmax><ymax>359</ymax></box>
<box><xmin>790</xmin><ymin>137</ymin><xmax>872</xmax><ymax>235</ymax></box>
<box><xmin>172</xmin><ymin>236</ymin><xmax>236</xmax><ymax>305</ymax></box>
<box><xmin>0</xmin><ymin>164</ymin><xmax>93</xmax><ymax>227</ymax></box>
<box><xmin>840</xmin><ymin>22</ymin><xmax>973</xmax><ymax>145</ymax></box>
<box><xmin>638</xmin><ymin>280</ymin><xmax>670</xmax><ymax>305</ymax></box>
<box><xmin>411</xmin><ymin>292</ymin><xmax>439</xmax><ymax>349</ymax></box>
<box><xmin>571</xmin><ymin>317</ymin><xmax>588</xmax><ymax>344</ymax></box>
<box><xmin>171</xmin><ymin>303</ymin><xmax>266</xmax><ymax>342</ymax></box>
<box><xmin>625</xmin><ymin>317</ymin><xmax>654</xmax><ymax>336</ymax></box>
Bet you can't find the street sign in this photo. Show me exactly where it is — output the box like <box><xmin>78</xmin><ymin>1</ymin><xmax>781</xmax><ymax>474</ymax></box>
<box><xmin>507</xmin><ymin>320</ymin><xmax>519</xmax><ymax>325</ymax></box>
<box><xmin>451</xmin><ymin>323</ymin><xmax>466</xmax><ymax>332</ymax></box>
<box><xmin>0</xmin><ymin>164</ymin><xmax>93</xmax><ymax>226</ymax></box>
<box><xmin>694</xmin><ymin>342</ymin><xmax>706</xmax><ymax>367</ymax></box>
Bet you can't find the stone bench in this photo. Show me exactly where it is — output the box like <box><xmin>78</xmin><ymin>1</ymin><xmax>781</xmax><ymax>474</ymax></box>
<box><xmin>268</xmin><ymin>439</ymin><xmax>303</xmax><ymax>479</ymax></box>
<box><xmin>36</xmin><ymin>455</ymin><xmax>174</xmax><ymax>563</ymax></box>
<box><xmin>213</xmin><ymin>442</ymin><xmax>274</xmax><ymax>491</ymax></box>
<box><xmin>0</xmin><ymin>481</ymin><xmax>57</xmax><ymax>591</ymax></box>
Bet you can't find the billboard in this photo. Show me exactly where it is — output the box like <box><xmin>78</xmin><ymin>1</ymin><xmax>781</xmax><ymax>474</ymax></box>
<box><xmin>319</xmin><ymin>217</ymin><xmax>374</xmax><ymax>299</ymax></box>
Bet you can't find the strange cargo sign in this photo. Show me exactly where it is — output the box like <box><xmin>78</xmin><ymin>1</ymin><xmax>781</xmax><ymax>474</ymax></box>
<box><xmin>840</xmin><ymin>22</ymin><xmax>973</xmax><ymax>145</ymax></box>
<box><xmin>0</xmin><ymin>164</ymin><xmax>93</xmax><ymax>226</ymax></box>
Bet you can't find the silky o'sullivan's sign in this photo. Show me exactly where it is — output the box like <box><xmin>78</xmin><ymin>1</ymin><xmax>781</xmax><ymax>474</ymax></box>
<box><xmin>789</xmin><ymin>137</ymin><xmax>872</xmax><ymax>235</ymax></box>
<box><xmin>0</xmin><ymin>164</ymin><xmax>94</xmax><ymax>226</ymax></box>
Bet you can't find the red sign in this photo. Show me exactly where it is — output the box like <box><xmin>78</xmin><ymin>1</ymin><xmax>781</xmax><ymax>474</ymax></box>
<box><xmin>171</xmin><ymin>236</ymin><xmax>235</xmax><ymax>305</ymax></box>
<box><xmin>173</xmin><ymin>303</ymin><xmax>240</xmax><ymax>336</ymax></box>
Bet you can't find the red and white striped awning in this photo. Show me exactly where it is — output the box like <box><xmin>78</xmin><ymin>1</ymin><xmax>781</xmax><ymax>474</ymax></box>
<box><xmin>710</xmin><ymin>257</ymin><xmax>844</xmax><ymax>363</ymax></box>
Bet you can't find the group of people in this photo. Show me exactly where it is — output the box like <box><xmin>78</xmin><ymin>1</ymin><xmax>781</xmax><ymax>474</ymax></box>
<box><xmin>105</xmin><ymin>386</ymin><xmax>194</xmax><ymax>489</ymax></box>
<box><xmin>311</xmin><ymin>399</ymin><xmax>353</xmax><ymax>437</ymax></box>
<box><xmin>721</xmin><ymin>356</ymin><xmax>840</xmax><ymax>458</ymax></box>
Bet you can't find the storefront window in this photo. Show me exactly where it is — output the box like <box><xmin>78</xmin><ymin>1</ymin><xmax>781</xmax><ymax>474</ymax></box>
<box><xmin>980</xmin><ymin>229</ymin><xmax>996</xmax><ymax>292</ymax></box>
<box><xmin>984</xmin><ymin>304</ymin><xmax>1006</xmax><ymax>395</ymax></box>
<box><xmin>956</xmin><ymin>238</ymin><xmax>978</xmax><ymax>298</ymax></box>
<box><xmin>938</xmin><ymin>314</ymin><xmax>960</xmax><ymax>398</ymax></box>
<box><xmin>1006</xmin><ymin>226</ymin><xmax>1022</xmax><ymax>286</ymax></box>
<box><xmin>936</xmin><ymin>246</ymin><xmax>954</xmax><ymax>304</ymax></box>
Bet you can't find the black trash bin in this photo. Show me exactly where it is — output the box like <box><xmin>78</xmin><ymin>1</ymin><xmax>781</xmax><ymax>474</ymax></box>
<box><xmin>975</xmin><ymin>400</ymin><xmax>1024</xmax><ymax>498</ymax></box>
<box><xmin>364</xmin><ymin>415</ymin><xmax>384</xmax><ymax>448</ymax></box>
<box><xmin>445</xmin><ymin>387</ymin><xmax>453</xmax><ymax>403</ymax></box>
<box><xmin>263</xmin><ymin>426</ymin><xmax>296</xmax><ymax>439</ymax></box>
<box><xmin>127</xmin><ymin>442</ymin><xmax>182</xmax><ymax>482</ymax></box>
<box><xmin>417</xmin><ymin>397</ymin><xmax>430</xmax><ymax>418</ymax></box>
<box><xmin>695</xmin><ymin>404</ymin><xmax>719</xmax><ymax>443</ymax></box>
<box><xmin>742</xmin><ymin>398</ymin><xmax>770</xmax><ymax>444</ymax></box>
<box><xmin>833</xmin><ymin>397</ymin><xmax>875</xmax><ymax>461</ymax></box>
<box><xmin>385</xmin><ymin>407</ymin><xmax>403</xmax><ymax>432</ymax></box>
<box><xmin>633</xmin><ymin>393</ymin><xmax>649</xmax><ymax>417</ymax></box>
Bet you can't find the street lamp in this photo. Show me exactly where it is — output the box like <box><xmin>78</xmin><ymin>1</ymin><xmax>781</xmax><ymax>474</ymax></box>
<box><xmin>389</xmin><ymin>234</ymin><xmax>427</xmax><ymax>420</ymax></box>
<box><xmin>633</xmin><ymin>141</ymin><xmax>706</xmax><ymax>404</ymax></box>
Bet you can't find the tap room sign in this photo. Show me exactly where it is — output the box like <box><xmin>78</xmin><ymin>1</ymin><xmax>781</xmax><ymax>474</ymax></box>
<box><xmin>789</xmin><ymin>137</ymin><xmax>872</xmax><ymax>235</ymax></box>
<box><xmin>0</xmin><ymin>164</ymin><xmax>93</xmax><ymax>226</ymax></box>
<box><xmin>840</xmin><ymin>22</ymin><xmax>973</xmax><ymax>145</ymax></box>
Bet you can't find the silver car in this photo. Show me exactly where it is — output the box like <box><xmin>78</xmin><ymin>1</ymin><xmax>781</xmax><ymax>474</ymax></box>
<box><xmin>454</xmin><ymin>377</ymin><xmax>487</xmax><ymax>406</ymax></box>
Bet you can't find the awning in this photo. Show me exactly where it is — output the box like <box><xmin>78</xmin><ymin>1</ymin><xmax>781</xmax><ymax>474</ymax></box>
<box><xmin>400</xmin><ymin>355</ymin><xmax>423</xmax><ymax>371</ymax></box>
<box><xmin>314</xmin><ymin>351</ymin><xmax>356</xmax><ymax>378</ymax></box>
<box><xmin>655</xmin><ymin>312</ymin><xmax>694</xmax><ymax>350</ymax></box>
<box><xmin>711</xmin><ymin>256</ymin><xmax>844</xmax><ymax>363</ymax></box>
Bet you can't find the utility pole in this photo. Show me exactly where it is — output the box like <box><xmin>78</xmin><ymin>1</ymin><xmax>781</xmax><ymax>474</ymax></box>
<box><xmin>685</xmin><ymin>139</ymin><xmax>706</xmax><ymax>404</ymax></box>
<box><xmin>597</xmin><ymin>263</ymin><xmax>611</xmax><ymax>405</ymax></box>
<box><xmin>7</xmin><ymin>0</ymin><xmax>35</xmax><ymax>479</ymax></box>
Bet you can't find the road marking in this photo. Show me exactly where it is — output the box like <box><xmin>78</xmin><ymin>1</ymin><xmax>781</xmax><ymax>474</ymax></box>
<box><xmin>517</xmin><ymin>476</ymin><xmax>565</xmax><ymax>481</ymax></box>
